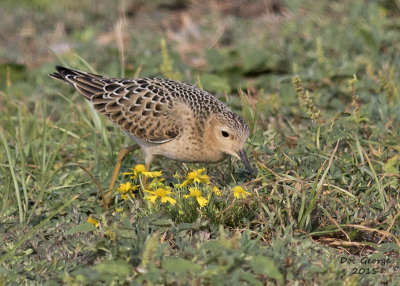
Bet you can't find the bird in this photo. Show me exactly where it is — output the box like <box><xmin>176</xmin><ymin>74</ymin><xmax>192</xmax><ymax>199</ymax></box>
<box><xmin>50</xmin><ymin>66</ymin><xmax>253</xmax><ymax>206</ymax></box>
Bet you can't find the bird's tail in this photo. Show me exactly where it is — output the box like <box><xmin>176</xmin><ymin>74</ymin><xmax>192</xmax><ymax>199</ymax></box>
<box><xmin>49</xmin><ymin>66</ymin><xmax>105</xmax><ymax>99</ymax></box>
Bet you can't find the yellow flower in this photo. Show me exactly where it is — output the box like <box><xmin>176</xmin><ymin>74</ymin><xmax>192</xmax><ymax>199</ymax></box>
<box><xmin>115</xmin><ymin>207</ymin><xmax>124</xmax><ymax>213</ymax></box>
<box><xmin>232</xmin><ymin>186</ymin><xmax>251</xmax><ymax>199</ymax></box>
<box><xmin>117</xmin><ymin>182</ymin><xmax>138</xmax><ymax>200</ymax></box>
<box><xmin>135</xmin><ymin>164</ymin><xmax>146</xmax><ymax>173</ymax></box>
<box><xmin>212</xmin><ymin>186</ymin><xmax>221</xmax><ymax>196</ymax></box>
<box><xmin>183</xmin><ymin>187</ymin><xmax>208</xmax><ymax>207</ymax></box>
<box><xmin>144</xmin><ymin>188</ymin><xmax>176</xmax><ymax>205</ymax></box>
<box><xmin>87</xmin><ymin>216</ymin><xmax>99</xmax><ymax>228</ymax></box>
<box><xmin>123</xmin><ymin>164</ymin><xmax>162</xmax><ymax>179</ymax></box>
<box><xmin>180</xmin><ymin>168</ymin><xmax>210</xmax><ymax>187</ymax></box>
<box><xmin>117</xmin><ymin>182</ymin><xmax>138</xmax><ymax>194</ymax></box>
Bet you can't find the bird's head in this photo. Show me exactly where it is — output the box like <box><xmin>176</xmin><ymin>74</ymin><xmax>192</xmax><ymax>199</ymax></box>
<box><xmin>205</xmin><ymin>111</ymin><xmax>253</xmax><ymax>174</ymax></box>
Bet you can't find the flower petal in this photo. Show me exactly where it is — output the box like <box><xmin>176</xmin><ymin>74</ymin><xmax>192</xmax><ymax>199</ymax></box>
<box><xmin>142</xmin><ymin>171</ymin><xmax>162</xmax><ymax>178</ymax></box>
<box><xmin>87</xmin><ymin>216</ymin><xmax>99</xmax><ymax>228</ymax></box>
<box><xmin>180</xmin><ymin>180</ymin><xmax>190</xmax><ymax>187</ymax></box>
<box><xmin>196</xmin><ymin>197</ymin><xmax>208</xmax><ymax>207</ymax></box>
<box><xmin>145</xmin><ymin>195</ymin><xmax>158</xmax><ymax>203</ymax></box>
<box><xmin>164</xmin><ymin>197</ymin><xmax>177</xmax><ymax>205</ymax></box>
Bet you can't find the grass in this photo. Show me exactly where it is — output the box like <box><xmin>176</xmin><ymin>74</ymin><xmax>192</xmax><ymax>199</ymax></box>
<box><xmin>1</xmin><ymin>0</ymin><xmax>400</xmax><ymax>284</ymax></box>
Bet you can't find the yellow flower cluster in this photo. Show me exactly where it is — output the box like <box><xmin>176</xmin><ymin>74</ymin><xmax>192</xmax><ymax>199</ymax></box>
<box><xmin>179</xmin><ymin>168</ymin><xmax>211</xmax><ymax>207</ymax></box>
<box><xmin>123</xmin><ymin>164</ymin><xmax>162</xmax><ymax>180</ymax></box>
<box><xmin>232</xmin><ymin>186</ymin><xmax>251</xmax><ymax>199</ymax></box>
<box><xmin>145</xmin><ymin>188</ymin><xmax>176</xmax><ymax>205</ymax></box>
<box><xmin>184</xmin><ymin>187</ymin><xmax>208</xmax><ymax>207</ymax></box>
<box><xmin>117</xmin><ymin>182</ymin><xmax>139</xmax><ymax>200</ymax></box>
<box><xmin>123</xmin><ymin>164</ymin><xmax>176</xmax><ymax>205</ymax></box>
<box><xmin>114</xmin><ymin>165</ymin><xmax>251</xmax><ymax>209</ymax></box>
<box><xmin>180</xmin><ymin>168</ymin><xmax>210</xmax><ymax>187</ymax></box>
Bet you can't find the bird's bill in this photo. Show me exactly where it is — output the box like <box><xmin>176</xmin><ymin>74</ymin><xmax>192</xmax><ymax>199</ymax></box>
<box><xmin>237</xmin><ymin>149</ymin><xmax>254</xmax><ymax>175</ymax></box>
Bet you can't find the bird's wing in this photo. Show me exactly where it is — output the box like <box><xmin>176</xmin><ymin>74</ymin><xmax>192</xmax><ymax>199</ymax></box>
<box><xmin>50</xmin><ymin>66</ymin><xmax>184</xmax><ymax>143</ymax></box>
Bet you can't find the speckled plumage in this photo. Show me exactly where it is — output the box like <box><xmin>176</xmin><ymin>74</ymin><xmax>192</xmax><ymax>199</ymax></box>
<box><xmin>50</xmin><ymin>66</ymin><xmax>252</xmax><ymax>172</ymax></box>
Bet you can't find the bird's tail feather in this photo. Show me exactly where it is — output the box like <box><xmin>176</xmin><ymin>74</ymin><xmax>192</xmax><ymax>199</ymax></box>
<box><xmin>49</xmin><ymin>66</ymin><xmax>105</xmax><ymax>99</ymax></box>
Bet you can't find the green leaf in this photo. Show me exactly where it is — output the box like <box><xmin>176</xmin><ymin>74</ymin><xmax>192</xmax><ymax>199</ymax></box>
<box><xmin>378</xmin><ymin>243</ymin><xmax>400</xmax><ymax>253</ymax></box>
<box><xmin>205</xmin><ymin>48</ymin><xmax>237</xmax><ymax>71</ymax></box>
<box><xmin>177</xmin><ymin>222</ymin><xmax>195</xmax><ymax>231</ymax></box>
<box><xmin>238</xmin><ymin>48</ymin><xmax>268</xmax><ymax>72</ymax></box>
<box><xmin>151</xmin><ymin>219</ymin><xmax>173</xmax><ymax>227</ymax></box>
<box><xmin>201</xmin><ymin>241</ymin><xmax>223</xmax><ymax>253</ymax></box>
<box><xmin>250</xmin><ymin>256</ymin><xmax>283</xmax><ymax>284</ymax></box>
<box><xmin>199</xmin><ymin>74</ymin><xmax>231</xmax><ymax>94</ymax></box>
<box><xmin>65</xmin><ymin>222</ymin><xmax>97</xmax><ymax>235</ymax></box>
<box><xmin>383</xmin><ymin>155</ymin><xmax>399</xmax><ymax>175</ymax></box>
<box><xmin>162</xmin><ymin>258</ymin><xmax>201</xmax><ymax>274</ymax></box>
<box><xmin>93</xmin><ymin>259</ymin><xmax>131</xmax><ymax>277</ymax></box>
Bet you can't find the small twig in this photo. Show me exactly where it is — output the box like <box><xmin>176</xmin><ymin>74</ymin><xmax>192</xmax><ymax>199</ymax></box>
<box><xmin>66</xmin><ymin>163</ymin><xmax>106</xmax><ymax>207</ymax></box>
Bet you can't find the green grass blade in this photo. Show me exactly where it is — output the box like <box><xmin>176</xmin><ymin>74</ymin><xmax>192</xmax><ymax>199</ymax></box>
<box><xmin>0</xmin><ymin>127</ymin><xmax>23</xmax><ymax>223</ymax></box>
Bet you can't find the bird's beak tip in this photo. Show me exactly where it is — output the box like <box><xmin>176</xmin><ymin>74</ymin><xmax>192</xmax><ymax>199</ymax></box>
<box><xmin>237</xmin><ymin>149</ymin><xmax>255</xmax><ymax>175</ymax></box>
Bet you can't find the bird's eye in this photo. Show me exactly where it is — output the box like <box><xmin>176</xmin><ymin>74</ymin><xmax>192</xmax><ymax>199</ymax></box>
<box><xmin>221</xmin><ymin>130</ymin><xmax>230</xmax><ymax>138</ymax></box>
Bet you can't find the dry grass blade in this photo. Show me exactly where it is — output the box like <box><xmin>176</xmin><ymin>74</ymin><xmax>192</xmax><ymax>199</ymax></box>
<box><xmin>318</xmin><ymin>238</ymin><xmax>374</xmax><ymax>249</ymax></box>
<box><xmin>344</xmin><ymin>224</ymin><xmax>400</xmax><ymax>249</ymax></box>
<box><xmin>378</xmin><ymin>211</ymin><xmax>400</xmax><ymax>244</ymax></box>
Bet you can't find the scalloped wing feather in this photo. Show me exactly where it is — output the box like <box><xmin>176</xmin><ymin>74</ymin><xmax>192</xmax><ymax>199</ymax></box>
<box><xmin>50</xmin><ymin>66</ymin><xmax>182</xmax><ymax>143</ymax></box>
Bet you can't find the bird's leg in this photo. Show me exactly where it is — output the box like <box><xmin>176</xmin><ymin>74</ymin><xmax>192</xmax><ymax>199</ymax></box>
<box><xmin>103</xmin><ymin>144</ymin><xmax>139</xmax><ymax>209</ymax></box>
<box><xmin>139</xmin><ymin>154</ymin><xmax>153</xmax><ymax>189</ymax></box>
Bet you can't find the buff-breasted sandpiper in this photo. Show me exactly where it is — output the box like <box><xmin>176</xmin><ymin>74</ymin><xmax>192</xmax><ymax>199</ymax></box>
<box><xmin>50</xmin><ymin>66</ymin><xmax>253</xmax><ymax>206</ymax></box>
